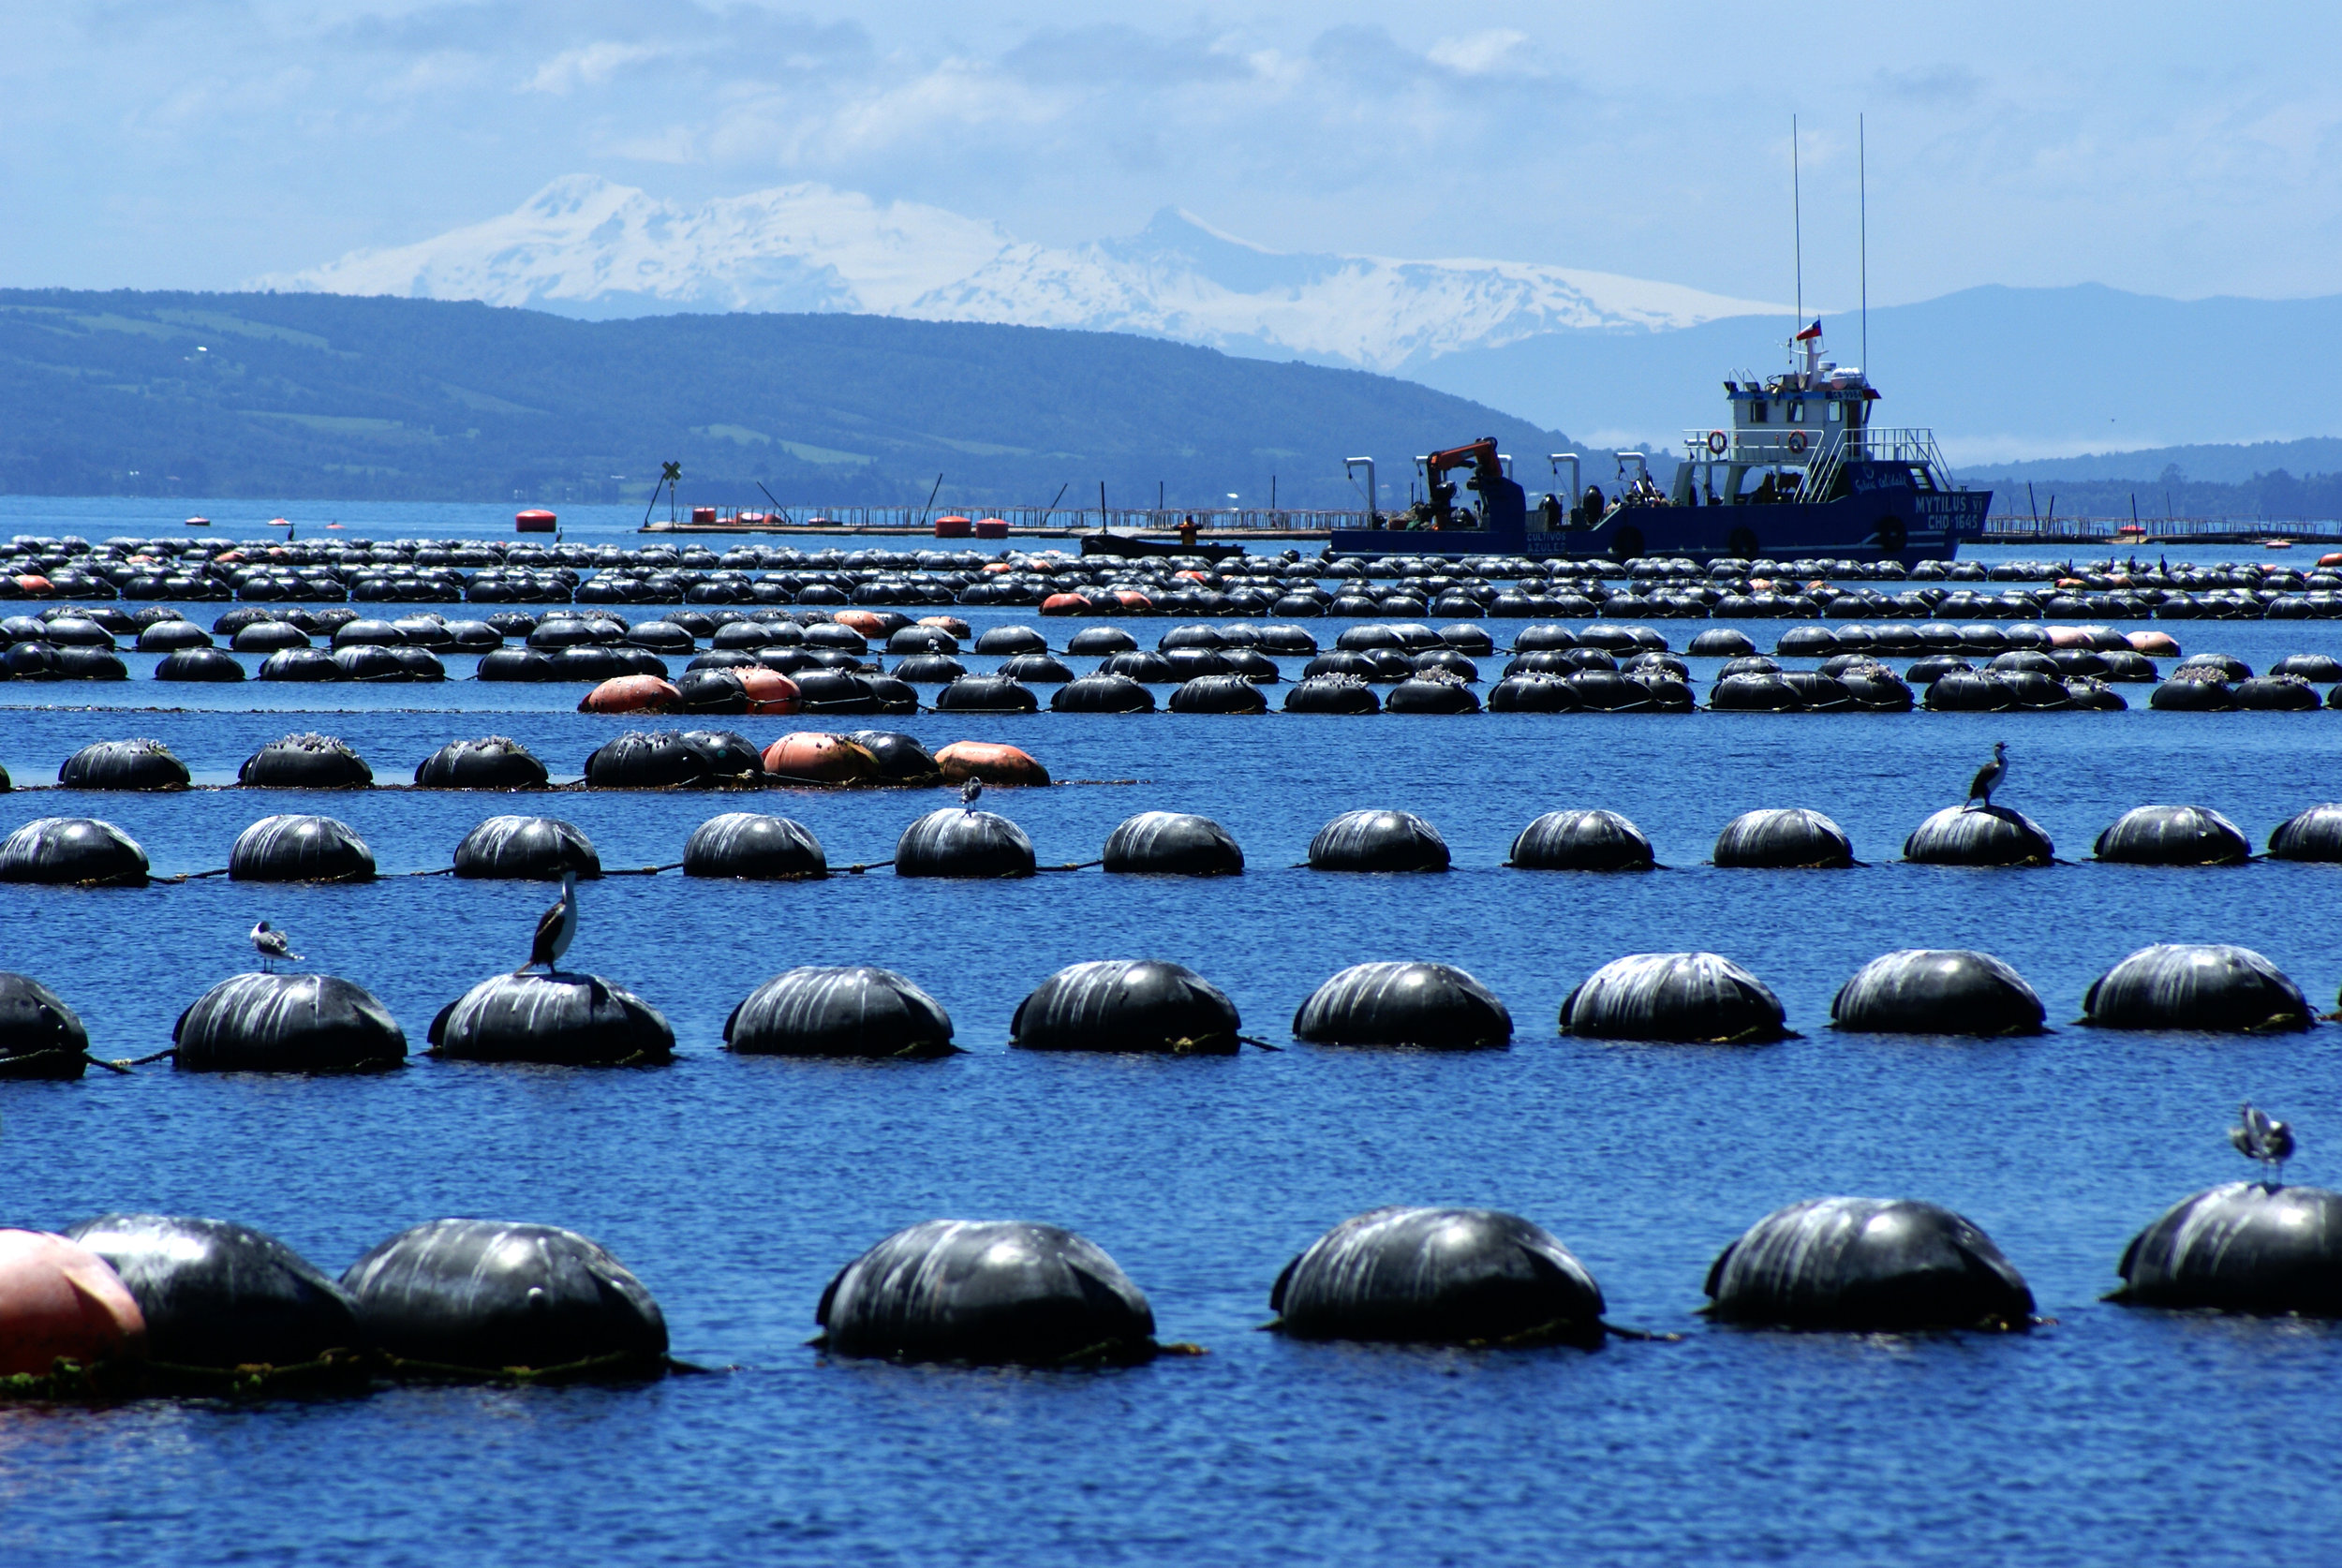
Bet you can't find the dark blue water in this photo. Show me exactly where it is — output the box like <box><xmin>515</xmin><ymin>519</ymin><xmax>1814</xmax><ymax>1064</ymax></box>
<box><xmin>5</xmin><ymin>540</ymin><xmax>2342</xmax><ymax>1562</ymax></box>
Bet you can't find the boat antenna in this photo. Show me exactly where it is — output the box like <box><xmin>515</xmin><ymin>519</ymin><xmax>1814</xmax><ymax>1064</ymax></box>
<box><xmin>1792</xmin><ymin>115</ymin><xmax>1803</xmax><ymax>348</ymax></box>
<box><xmin>1860</xmin><ymin>113</ymin><xmax>1868</xmax><ymax>374</ymax></box>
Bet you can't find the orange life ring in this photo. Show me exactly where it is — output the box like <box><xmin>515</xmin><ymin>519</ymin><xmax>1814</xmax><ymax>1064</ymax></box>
<box><xmin>1786</xmin><ymin>431</ymin><xmax>1808</xmax><ymax>455</ymax></box>
<box><xmin>1706</xmin><ymin>430</ymin><xmax>1728</xmax><ymax>455</ymax></box>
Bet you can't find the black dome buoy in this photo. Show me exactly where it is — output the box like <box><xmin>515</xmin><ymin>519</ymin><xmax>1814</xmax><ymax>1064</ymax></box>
<box><xmin>1560</xmin><ymin>952</ymin><xmax>1790</xmax><ymax>1043</ymax></box>
<box><xmin>153</xmin><ymin>648</ymin><xmax>246</xmax><ymax>682</ymax></box>
<box><xmin>0</xmin><ymin>817</ymin><xmax>149</xmax><ymax>885</ymax></box>
<box><xmin>2080</xmin><ymin>943</ymin><xmax>2312</xmax><ymax>1032</ymax></box>
<box><xmin>427</xmin><ymin>973</ymin><xmax>674</xmax><ymax>1065</ymax></box>
<box><xmin>724</xmin><ymin>966</ymin><xmax>955</xmax><ymax>1058</ymax></box>
<box><xmin>0</xmin><ymin>972</ymin><xmax>91</xmax><ymax>1079</ymax></box>
<box><xmin>682</xmin><ymin>812</ymin><xmax>826</xmax><ymax>879</ymax></box>
<box><xmin>2093</xmin><ymin>805</ymin><xmax>2251</xmax><ymax>865</ymax></box>
<box><xmin>172</xmin><ymin>972</ymin><xmax>408</xmax><ymax>1072</ymax></box>
<box><xmin>257</xmin><ymin>647</ymin><xmax>345</xmax><ymax>682</ymax></box>
<box><xmin>228</xmin><ymin>814</ymin><xmax>377</xmax><ymax>882</ymax></box>
<box><xmin>2269</xmin><ymin>803</ymin><xmax>2342</xmax><ymax>861</ymax></box>
<box><xmin>63</xmin><ymin>1214</ymin><xmax>364</xmax><ymax>1369</ymax></box>
<box><xmin>475</xmin><ymin>647</ymin><xmax>556</xmax><ymax>682</ymax></box>
<box><xmin>1011</xmin><ymin>958</ymin><xmax>1241</xmax><ymax>1054</ymax></box>
<box><xmin>1308</xmin><ymin>809</ymin><xmax>1449</xmax><ymax>872</ymax></box>
<box><xmin>1291</xmin><ymin>961</ymin><xmax>1511</xmax><ymax>1049</ymax></box>
<box><xmin>1688</xmin><ymin>628</ymin><xmax>1756</xmax><ymax>657</ymax></box>
<box><xmin>2111</xmin><ymin>1183</ymin><xmax>2342</xmax><ymax>1315</ymax></box>
<box><xmin>974</xmin><ymin>625</ymin><xmax>1050</xmax><ymax>656</ymax></box>
<box><xmin>1102</xmin><ymin>811</ymin><xmax>1244</xmax><ymax>875</ymax></box>
<box><xmin>1169</xmin><ymin>673</ymin><xmax>1268</xmax><ymax>714</ymax></box>
<box><xmin>1830</xmin><ymin>949</ymin><xmax>2047</xmax><ymax>1035</ymax></box>
<box><xmin>342</xmin><ymin>1219</ymin><xmax>668</xmax><ymax>1373</ymax></box>
<box><xmin>1902</xmin><ymin>805</ymin><xmax>2055</xmax><ymax>866</ymax></box>
<box><xmin>1713</xmin><ymin>807</ymin><xmax>1854</xmax><ymax>868</ymax></box>
<box><xmin>452</xmin><ymin>816</ymin><xmax>601</xmax><ymax>880</ymax></box>
<box><xmin>584</xmin><ymin>729</ymin><xmax>761</xmax><ymax>789</ymax></box>
<box><xmin>414</xmin><ymin>736</ymin><xmax>550</xmax><ymax>791</ymax></box>
<box><xmin>674</xmin><ymin>667</ymin><xmax>749</xmax><ymax>713</ymax></box>
<box><xmin>1704</xmin><ymin>1197</ymin><xmax>2035</xmax><ymax>1331</ymax></box>
<box><xmin>1051</xmin><ymin>673</ymin><xmax>1156</xmax><ymax>713</ymax></box>
<box><xmin>936</xmin><ymin>674</ymin><xmax>1038</xmax><ymax>712</ymax></box>
<box><xmin>894</xmin><ymin>808</ymin><xmax>1036</xmax><ymax>878</ymax></box>
<box><xmin>1509</xmin><ymin>808</ymin><xmax>1654</xmax><ymax>870</ymax></box>
<box><xmin>1486</xmin><ymin>673</ymin><xmax>1579</xmax><ymax>712</ymax></box>
<box><xmin>1283</xmin><ymin>673</ymin><xmax>1380</xmax><ymax>714</ymax></box>
<box><xmin>1268</xmin><ymin>1207</ymin><xmax>1604</xmax><ymax>1345</ymax></box>
<box><xmin>1384</xmin><ymin>675</ymin><xmax>1481</xmax><ymax>714</ymax></box>
<box><xmin>1710</xmin><ymin>672</ymin><xmax>1803</xmax><ymax>711</ymax></box>
<box><xmin>59</xmin><ymin>738</ymin><xmax>188</xmax><ymax>791</ymax></box>
<box><xmin>816</xmin><ymin>1220</ymin><xmax>1158</xmax><ymax>1365</ymax></box>
<box><xmin>1064</xmin><ymin>627</ymin><xmax>1136</xmax><ymax>655</ymax></box>
<box><xmin>2234</xmin><ymin>674</ymin><xmax>2320</xmax><ymax>711</ymax></box>
<box><xmin>845</xmin><ymin>730</ymin><xmax>940</xmax><ymax>783</ymax></box>
<box><xmin>239</xmin><ymin>732</ymin><xmax>372</xmax><ymax>789</ymax></box>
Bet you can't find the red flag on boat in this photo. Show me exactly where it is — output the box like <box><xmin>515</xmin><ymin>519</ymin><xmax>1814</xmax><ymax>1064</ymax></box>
<box><xmin>1794</xmin><ymin>319</ymin><xmax>1823</xmax><ymax>341</ymax></box>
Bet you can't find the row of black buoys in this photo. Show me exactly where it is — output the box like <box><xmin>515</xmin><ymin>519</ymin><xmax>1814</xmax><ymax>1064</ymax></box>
<box><xmin>415</xmin><ymin>735</ymin><xmax>549</xmax><ymax>789</ymax></box>
<box><xmin>684</xmin><ymin>812</ymin><xmax>826</xmax><ymax>878</ymax></box>
<box><xmin>0</xmin><ymin>817</ymin><xmax>149</xmax><ymax>884</ymax></box>
<box><xmin>2079</xmin><ymin>943</ymin><xmax>2312</xmax><ymax>1031</ymax></box>
<box><xmin>0</xmin><ymin>971</ymin><xmax>91</xmax><ymax>1078</ymax></box>
<box><xmin>1712</xmin><ymin>807</ymin><xmax>1854</xmax><ymax>868</ymax></box>
<box><xmin>1702</xmin><ymin>1198</ymin><xmax>2036</xmax><ymax>1331</ymax></box>
<box><xmin>815</xmin><ymin>1220</ymin><xmax>1160</xmax><ymax>1364</ymax></box>
<box><xmin>583</xmin><ymin>729</ymin><xmax>762</xmax><ymax>789</ymax></box>
<box><xmin>173</xmin><ymin>972</ymin><xmax>408</xmax><ymax>1071</ymax></box>
<box><xmin>228</xmin><ymin>814</ymin><xmax>376</xmax><ymax>881</ymax></box>
<box><xmin>1009</xmin><ymin>959</ymin><xmax>1242</xmax><ymax>1053</ymax></box>
<box><xmin>60</xmin><ymin>739</ymin><xmax>188</xmax><ymax>791</ymax></box>
<box><xmin>453</xmin><ymin>815</ymin><xmax>600</xmax><ymax>879</ymax></box>
<box><xmin>240</xmin><ymin>733</ymin><xmax>371</xmax><ymax>789</ymax></box>
<box><xmin>1308</xmin><ymin>808</ymin><xmax>1449</xmax><ymax>871</ymax></box>
<box><xmin>725</xmin><ymin>967</ymin><xmax>956</xmax><ymax>1058</ymax></box>
<box><xmin>1559</xmin><ymin>953</ymin><xmax>1791</xmax><ymax>1043</ymax></box>
<box><xmin>426</xmin><ymin>973</ymin><xmax>675</xmax><ymax>1065</ymax></box>
<box><xmin>1903</xmin><ymin>805</ymin><xmax>2056</xmax><ymax>866</ymax></box>
<box><xmin>1292</xmin><ymin>962</ymin><xmax>1512</xmax><ymax>1049</ymax></box>
<box><xmin>1830</xmin><ymin>951</ymin><xmax>2047</xmax><ymax>1035</ymax></box>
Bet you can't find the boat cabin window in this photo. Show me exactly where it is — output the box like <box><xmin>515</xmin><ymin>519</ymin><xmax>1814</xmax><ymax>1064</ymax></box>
<box><xmin>1827</xmin><ymin>401</ymin><xmax>1842</xmax><ymax>422</ymax></box>
<box><xmin>1745</xmin><ymin>400</ymin><xmax>1769</xmax><ymax>424</ymax></box>
<box><xmin>1788</xmin><ymin>400</ymin><xmax>1806</xmax><ymax>424</ymax></box>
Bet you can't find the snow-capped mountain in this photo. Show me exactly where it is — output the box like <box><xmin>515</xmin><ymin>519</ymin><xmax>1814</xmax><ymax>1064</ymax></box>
<box><xmin>264</xmin><ymin>176</ymin><xmax>1781</xmax><ymax>374</ymax></box>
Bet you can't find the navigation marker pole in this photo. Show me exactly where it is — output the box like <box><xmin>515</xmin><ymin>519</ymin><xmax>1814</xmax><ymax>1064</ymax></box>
<box><xmin>1792</xmin><ymin>115</ymin><xmax>1803</xmax><ymax>344</ymax></box>
<box><xmin>1860</xmin><ymin>114</ymin><xmax>1869</xmax><ymax>376</ymax></box>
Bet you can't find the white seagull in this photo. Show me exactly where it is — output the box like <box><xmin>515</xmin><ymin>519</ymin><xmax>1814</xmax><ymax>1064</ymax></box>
<box><xmin>515</xmin><ymin>871</ymin><xmax>579</xmax><ymax>975</ymax></box>
<box><xmin>1964</xmin><ymin>742</ymin><xmax>2008</xmax><ymax>811</ymax></box>
<box><xmin>250</xmin><ymin>921</ymin><xmax>302</xmax><ymax>972</ymax></box>
<box><xmin>2231</xmin><ymin>1102</ymin><xmax>2295</xmax><ymax>1187</ymax></box>
<box><xmin>960</xmin><ymin>776</ymin><xmax>983</xmax><ymax>814</ymax></box>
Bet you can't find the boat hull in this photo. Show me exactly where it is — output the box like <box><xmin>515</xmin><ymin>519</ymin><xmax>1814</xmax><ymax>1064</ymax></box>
<box><xmin>1330</xmin><ymin>486</ymin><xmax>1989</xmax><ymax>563</ymax></box>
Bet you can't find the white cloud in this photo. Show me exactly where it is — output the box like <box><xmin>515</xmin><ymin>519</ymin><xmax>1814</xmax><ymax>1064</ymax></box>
<box><xmin>525</xmin><ymin>40</ymin><xmax>667</xmax><ymax>96</ymax></box>
<box><xmin>1426</xmin><ymin>29</ymin><xmax>1534</xmax><ymax>79</ymax></box>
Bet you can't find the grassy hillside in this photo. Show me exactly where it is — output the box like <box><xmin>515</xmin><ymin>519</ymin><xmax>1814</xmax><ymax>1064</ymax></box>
<box><xmin>0</xmin><ymin>290</ymin><xmax>1569</xmax><ymax>509</ymax></box>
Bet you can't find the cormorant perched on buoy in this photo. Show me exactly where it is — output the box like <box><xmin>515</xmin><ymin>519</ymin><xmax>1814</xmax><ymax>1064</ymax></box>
<box><xmin>1964</xmin><ymin>742</ymin><xmax>2008</xmax><ymax>810</ymax></box>
<box><xmin>515</xmin><ymin>870</ymin><xmax>578</xmax><ymax>975</ymax></box>
<box><xmin>2231</xmin><ymin>1102</ymin><xmax>2295</xmax><ymax>1186</ymax></box>
<box><xmin>960</xmin><ymin>776</ymin><xmax>983</xmax><ymax>814</ymax></box>
<box><xmin>249</xmin><ymin>921</ymin><xmax>301</xmax><ymax>972</ymax></box>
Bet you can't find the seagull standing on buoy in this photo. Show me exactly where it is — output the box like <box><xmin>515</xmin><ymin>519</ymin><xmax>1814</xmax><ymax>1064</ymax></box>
<box><xmin>1964</xmin><ymin>742</ymin><xmax>2008</xmax><ymax>811</ymax></box>
<box><xmin>960</xmin><ymin>776</ymin><xmax>983</xmax><ymax>814</ymax></box>
<box><xmin>515</xmin><ymin>871</ymin><xmax>578</xmax><ymax>975</ymax></box>
<box><xmin>2231</xmin><ymin>1102</ymin><xmax>2295</xmax><ymax>1187</ymax></box>
<box><xmin>249</xmin><ymin>921</ymin><xmax>301</xmax><ymax>973</ymax></box>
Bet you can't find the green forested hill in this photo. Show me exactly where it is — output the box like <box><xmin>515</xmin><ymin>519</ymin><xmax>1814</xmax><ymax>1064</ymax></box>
<box><xmin>0</xmin><ymin>290</ymin><xmax>1569</xmax><ymax>509</ymax></box>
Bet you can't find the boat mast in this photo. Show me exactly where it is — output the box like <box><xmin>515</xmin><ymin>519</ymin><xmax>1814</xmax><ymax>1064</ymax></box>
<box><xmin>1860</xmin><ymin>114</ymin><xmax>1868</xmax><ymax>375</ymax></box>
<box><xmin>1791</xmin><ymin>115</ymin><xmax>1803</xmax><ymax>353</ymax></box>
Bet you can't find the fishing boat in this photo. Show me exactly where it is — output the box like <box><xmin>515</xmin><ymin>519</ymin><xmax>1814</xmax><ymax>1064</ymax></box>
<box><xmin>1328</xmin><ymin>323</ymin><xmax>1987</xmax><ymax>563</ymax></box>
<box><xmin>184</xmin><ymin>516</ymin><xmax>210</xmax><ymax>528</ymax></box>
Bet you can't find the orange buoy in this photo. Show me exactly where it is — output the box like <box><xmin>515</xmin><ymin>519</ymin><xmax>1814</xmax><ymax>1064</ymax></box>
<box><xmin>918</xmin><ymin>616</ymin><xmax>972</xmax><ymax>639</ymax></box>
<box><xmin>2045</xmin><ymin>627</ymin><xmax>2091</xmax><ymax>649</ymax></box>
<box><xmin>982</xmin><ymin>561</ymin><xmax>1015</xmax><ymax>575</ymax></box>
<box><xmin>515</xmin><ymin>509</ymin><xmax>557</xmax><ymax>533</ymax></box>
<box><xmin>1113</xmin><ymin>591</ymin><xmax>1152</xmax><ymax>611</ymax></box>
<box><xmin>577</xmin><ymin>674</ymin><xmax>680</xmax><ymax>715</ymax></box>
<box><xmin>933</xmin><ymin>514</ymin><xmax>973</xmax><ymax>539</ymax></box>
<box><xmin>0</xmin><ymin>1230</ymin><xmax>146</xmax><ymax>1375</ymax></box>
<box><xmin>734</xmin><ymin>667</ymin><xmax>802</xmax><ymax>715</ymax></box>
<box><xmin>1176</xmin><ymin>569</ymin><xmax>1211</xmax><ymax>584</ymax></box>
<box><xmin>2321</xmin><ymin>552</ymin><xmax>2342</xmax><ymax>569</ymax></box>
<box><xmin>2127</xmin><ymin>630</ymin><xmax>2182</xmax><ymax>656</ymax></box>
<box><xmin>763</xmin><ymin>732</ymin><xmax>881</xmax><ymax>784</ymax></box>
<box><xmin>1040</xmin><ymin>593</ymin><xmax>1090</xmax><ymax>616</ymax></box>
<box><xmin>973</xmin><ymin>517</ymin><xmax>1009</xmax><ymax>539</ymax></box>
<box><xmin>934</xmin><ymin>740</ymin><xmax>1051</xmax><ymax>788</ymax></box>
<box><xmin>835</xmin><ymin>610</ymin><xmax>890</xmax><ymax>639</ymax></box>
<box><xmin>15</xmin><ymin>575</ymin><xmax>50</xmax><ymax>593</ymax></box>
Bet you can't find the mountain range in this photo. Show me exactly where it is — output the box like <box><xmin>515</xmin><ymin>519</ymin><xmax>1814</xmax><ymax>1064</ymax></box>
<box><xmin>265</xmin><ymin>175</ymin><xmax>1782</xmax><ymax>376</ymax></box>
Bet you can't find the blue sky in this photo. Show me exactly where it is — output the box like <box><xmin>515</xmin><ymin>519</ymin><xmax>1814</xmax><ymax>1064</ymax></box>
<box><xmin>7</xmin><ymin>2</ymin><xmax>2340</xmax><ymax>308</ymax></box>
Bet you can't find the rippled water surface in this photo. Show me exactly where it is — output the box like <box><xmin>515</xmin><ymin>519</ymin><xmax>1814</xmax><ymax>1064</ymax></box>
<box><xmin>3</xmin><ymin>509</ymin><xmax>2341</xmax><ymax>1566</ymax></box>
